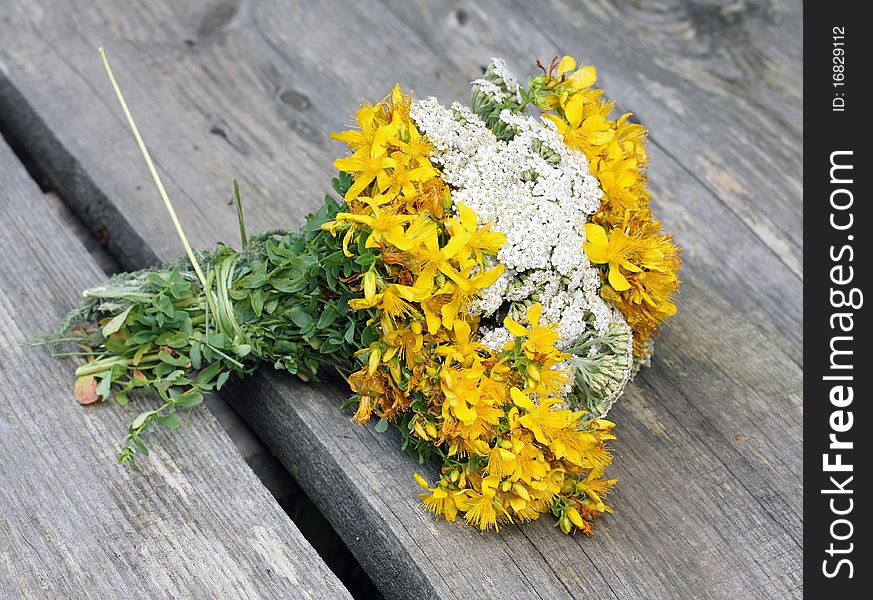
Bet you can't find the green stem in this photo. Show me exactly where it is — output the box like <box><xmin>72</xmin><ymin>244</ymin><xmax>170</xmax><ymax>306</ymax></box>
<box><xmin>98</xmin><ymin>47</ymin><xmax>208</xmax><ymax>291</ymax></box>
<box><xmin>233</xmin><ymin>179</ymin><xmax>248</xmax><ymax>248</ymax></box>
<box><xmin>75</xmin><ymin>353</ymin><xmax>160</xmax><ymax>376</ymax></box>
<box><xmin>83</xmin><ymin>289</ymin><xmax>154</xmax><ymax>300</ymax></box>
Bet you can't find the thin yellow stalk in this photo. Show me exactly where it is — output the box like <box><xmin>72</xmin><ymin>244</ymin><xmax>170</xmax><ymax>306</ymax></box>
<box><xmin>98</xmin><ymin>47</ymin><xmax>208</xmax><ymax>290</ymax></box>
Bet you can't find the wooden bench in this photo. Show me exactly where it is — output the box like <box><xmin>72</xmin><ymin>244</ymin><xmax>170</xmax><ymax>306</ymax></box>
<box><xmin>0</xmin><ymin>137</ymin><xmax>350</xmax><ymax>598</ymax></box>
<box><xmin>0</xmin><ymin>1</ymin><xmax>802</xmax><ymax>598</ymax></box>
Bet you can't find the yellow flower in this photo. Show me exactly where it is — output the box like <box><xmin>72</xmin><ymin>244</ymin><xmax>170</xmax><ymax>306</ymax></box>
<box><xmin>584</xmin><ymin>222</ymin><xmax>680</xmax><ymax>350</ymax></box>
<box><xmin>330</xmin><ymin>103</ymin><xmax>381</xmax><ymax>151</ymax></box>
<box><xmin>434</xmin><ymin>319</ymin><xmax>485</xmax><ymax>366</ymax></box>
<box><xmin>420</xmin><ymin>294</ymin><xmax>447</xmax><ymax>336</ymax></box>
<box><xmin>511</xmin><ymin>388</ymin><xmax>577</xmax><ymax>446</ymax></box>
<box><xmin>334</xmin><ymin>201</ymin><xmax>416</xmax><ymax>251</ymax></box>
<box><xmin>502</xmin><ymin>303</ymin><xmax>563</xmax><ymax>361</ymax></box>
<box><xmin>334</xmin><ymin>151</ymin><xmax>397</xmax><ymax>201</ymax></box>
<box><xmin>462</xmin><ymin>476</ymin><xmax>510</xmax><ymax>532</ymax></box>
<box><xmin>414</xmin><ymin>474</ymin><xmax>469</xmax><ymax>522</ymax></box>
<box><xmin>399</xmin><ymin>213</ymin><xmax>441</xmax><ymax>256</ymax></box>
<box><xmin>381</xmin><ymin>319</ymin><xmax>424</xmax><ymax>365</ymax></box>
<box><xmin>440</xmin><ymin>364</ymin><xmax>483</xmax><ymax>426</ymax></box>
<box><xmin>362</xmin><ymin>270</ymin><xmax>377</xmax><ymax>303</ymax></box>
<box><xmin>349</xmin><ymin>284</ymin><xmax>415</xmax><ymax>321</ymax></box>
<box><xmin>334</xmin><ymin>82</ymin><xmax>622</xmax><ymax>535</ymax></box>
<box><xmin>544</xmin><ymin>107</ymin><xmax>614</xmax><ymax>157</ymax></box>
<box><xmin>377</xmin><ymin>154</ymin><xmax>440</xmax><ymax>199</ymax></box>
<box><xmin>583</xmin><ymin>223</ymin><xmax>642</xmax><ymax>291</ymax></box>
<box><xmin>352</xmin><ymin>395</ymin><xmax>373</xmax><ymax>425</ymax></box>
<box><xmin>395</xmin><ymin>121</ymin><xmax>436</xmax><ymax>168</ymax></box>
<box><xmin>538</xmin><ymin>56</ymin><xmax>598</xmax><ymax>110</ymax></box>
<box><xmin>446</xmin><ymin>201</ymin><xmax>505</xmax><ymax>265</ymax></box>
<box><xmin>533</xmin><ymin>59</ymin><xmax>681</xmax><ymax>355</ymax></box>
<box><xmin>526</xmin><ymin>357</ymin><xmax>570</xmax><ymax>398</ymax></box>
<box><xmin>407</xmin><ymin>219</ymin><xmax>470</xmax><ymax>293</ymax></box>
<box><xmin>556</xmin><ymin>56</ymin><xmax>598</xmax><ymax>91</ymax></box>
<box><xmin>486</xmin><ymin>443</ymin><xmax>517</xmax><ymax>478</ymax></box>
<box><xmin>575</xmin><ymin>471</ymin><xmax>616</xmax><ymax>513</ymax></box>
<box><xmin>436</xmin><ymin>263</ymin><xmax>505</xmax><ymax>330</ymax></box>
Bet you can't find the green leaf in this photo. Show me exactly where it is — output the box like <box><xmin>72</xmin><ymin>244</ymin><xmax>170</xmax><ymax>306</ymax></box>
<box><xmin>158</xmin><ymin>350</ymin><xmax>189</xmax><ymax>367</ymax></box>
<box><xmin>176</xmin><ymin>391</ymin><xmax>204</xmax><ymax>408</ymax></box>
<box><xmin>133</xmin><ymin>343</ymin><xmax>153</xmax><ymax>366</ymax></box>
<box><xmin>156</xmin><ymin>294</ymin><xmax>175</xmax><ymax>318</ymax></box>
<box><xmin>208</xmin><ymin>333</ymin><xmax>226</xmax><ymax>349</ymax></box>
<box><xmin>189</xmin><ymin>342</ymin><xmax>202</xmax><ymax>369</ymax></box>
<box><xmin>101</xmin><ymin>305</ymin><xmax>133</xmax><ymax>337</ymax></box>
<box><xmin>289</xmin><ymin>307</ymin><xmax>313</xmax><ymax>329</ymax></box>
<box><xmin>133</xmin><ymin>438</ymin><xmax>150</xmax><ymax>456</ymax></box>
<box><xmin>131</xmin><ymin>411</ymin><xmax>153</xmax><ymax>430</ymax></box>
<box><xmin>147</xmin><ymin>271</ymin><xmax>169</xmax><ymax>289</ymax></box>
<box><xmin>165</xmin><ymin>370</ymin><xmax>189</xmax><ymax>385</ymax></box>
<box><xmin>115</xmin><ymin>391</ymin><xmax>129</xmax><ymax>406</ymax></box>
<box><xmin>316</xmin><ymin>307</ymin><xmax>338</xmax><ymax>329</ymax></box>
<box><xmin>96</xmin><ymin>371</ymin><xmax>113</xmax><ymax>399</ymax></box>
<box><xmin>157</xmin><ymin>414</ymin><xmax>181</xmax><ymax>429</ymax></box>
<box><xmin>375</xmin><ymin>417</ymin><xmax>389</xmax><ymax>433</ymax></box>
<box><xmin>216</xmin><ymin>371</ymin><xmax>230</xmax><ymax>390</ymax></box>
<box><xmin>156</xmin><ymin>330</ymin><xmax>190</xmax><ymax>348</ymax></box>
<box><xmin>251</xmin><ymin>288</ymin><xmax>265</xmax><ymax>316</ymax></box>
<box><xmin>197</xmin><ymin>361</ymin><xmax>223</xmax><ymax>385</ymax></box>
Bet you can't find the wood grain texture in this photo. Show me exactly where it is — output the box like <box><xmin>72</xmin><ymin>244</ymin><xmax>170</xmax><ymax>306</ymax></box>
<box><xmin>0</xmin><ymin>138</ymin><xmax>350</xmax><ymax>599</ymax></box>
<box><xmin>0</xmin><ymin>0</ymin><xmax>802</xmax><ymax>598</ymax></box>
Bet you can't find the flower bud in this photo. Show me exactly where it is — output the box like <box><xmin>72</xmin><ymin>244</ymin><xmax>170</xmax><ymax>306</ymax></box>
<box><xmin>368</xmin><ymin>347</ymin><xmax>381</xmax><ymax>375</ymax></box>
<box><xmin>512</xmin><ymin>483</ymin><xmax>530</xmax><ymax>502</ymax></box>
<box><xmin>363</xmin><ymin>270</ymin><xmax>376</xmax><ymax>302</ymax></box>
<box><xmin>566</xmin><ymin>507</ymin><xmax>586</xmax><ymax>530</ymax></box>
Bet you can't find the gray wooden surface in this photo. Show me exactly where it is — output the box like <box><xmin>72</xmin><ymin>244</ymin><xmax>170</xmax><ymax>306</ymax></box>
<box><xmin>0</xmin><ymin>137</ymin><xmax>350</xmax><ymax>599</ymax></box>
<box><xmin>0</xmin><ymin>0</ymin><xmax>802</xmax><ymax>598</ymax></box>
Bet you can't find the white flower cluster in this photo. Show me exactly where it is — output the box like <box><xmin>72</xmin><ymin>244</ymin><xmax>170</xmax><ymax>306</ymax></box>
<box><xmin>470</xmin><ymin>79</ymin><xmax>508</xmax><ymax>104</ymax></box>
<box><xmin>471</xmin><ymin>57</ymin><xmax>522</xmax><ymax>104</ymax></box>
<box><xmin>410</xmin><ymin>91</ymin><xmax>634</xmax><ymax>413</ymax></box>
<box><xmin>410</xmin><ymin>98</ymin><xmax>628</xmax><ymax>341</ymax></box>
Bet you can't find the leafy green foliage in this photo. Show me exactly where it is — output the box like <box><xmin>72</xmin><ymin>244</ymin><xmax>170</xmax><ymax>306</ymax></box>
<box><xmin>49</xmin><ymin>178</ymin><xmax>375</xmax><ymax>465</ymax></box>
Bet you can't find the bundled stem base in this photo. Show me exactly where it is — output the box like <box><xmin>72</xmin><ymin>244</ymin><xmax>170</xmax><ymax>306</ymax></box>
<box><xmin>48</xmin><ymin>190</ymin><xmax>374</xmax><ymax>465</ymax></box>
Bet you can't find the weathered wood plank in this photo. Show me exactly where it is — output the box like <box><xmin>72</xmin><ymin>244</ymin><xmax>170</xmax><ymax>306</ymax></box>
<box><xmin>0</xmin><ymin>0</ymin><xmax>802</xmax><ymax>598</ymax></box>
<box><xmin>0</xmin><ymin>137</ymin><xmax>349</xmax><ymax>599</ymax></box>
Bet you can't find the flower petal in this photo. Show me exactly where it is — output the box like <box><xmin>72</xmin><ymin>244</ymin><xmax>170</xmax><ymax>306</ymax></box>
<box><xmin>557</xmin><ymin>55</ymin><xmax>576</xmax><ymax>77</ymax></box>
<box><xmin>563</xmin><ymin>94</ymin><xmax>585</xmax><ymax>128</ymax></box>
<box><xmin>607</xmin><ymin>264</ymin><xmax>632</xmax><ymax>291</ymax></box>
<box><xmin>584</xmin><ymin>223</ymin><xmax>608</xmax><ymax>247</ymax></box>
<box><xmin>503</xmin><ymin>317</ymin><xmax>529</xmax><ymax>338</ymax></box>
<box><xmin>526</xmin><ymin>303</ymin><xmax>543</xmax><ymax>326</ymax></box>
<box><xmin>567</xmin><ymin>65</ymin><xmax>596</xmax><ymax>90</ymax></box>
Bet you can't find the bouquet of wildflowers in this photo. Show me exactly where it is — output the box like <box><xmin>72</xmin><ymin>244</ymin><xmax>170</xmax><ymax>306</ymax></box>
<box><xmin>47</xmin><ymin>54</ymin><xmax>680</xmax><ymax>535</ymax></box>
